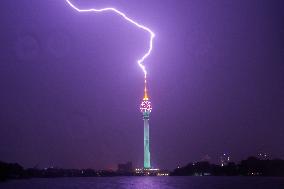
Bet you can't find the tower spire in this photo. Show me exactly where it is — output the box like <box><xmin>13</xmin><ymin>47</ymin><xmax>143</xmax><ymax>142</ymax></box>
<box><xmin>143</xmin><ymin>78</ymin><xmax>149</xmax><ymax>100</ymax></box>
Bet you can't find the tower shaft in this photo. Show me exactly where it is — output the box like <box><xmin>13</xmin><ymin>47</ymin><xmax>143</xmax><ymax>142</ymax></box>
<box><xmin>144</xmin><ymin>114</ymin><xmax>151</xmax><ymax>169</ymax></box>
<box><xmin>140</xmin><ymin>78</ymin><xmax>152</xmax><ymax>169</ymax></box>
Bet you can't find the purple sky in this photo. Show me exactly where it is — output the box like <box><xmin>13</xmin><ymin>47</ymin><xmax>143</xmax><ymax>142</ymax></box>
<box><xmin>0</xmin><ymin>0</ymin><xmax>284</xmax><ymax>170</ymax></box>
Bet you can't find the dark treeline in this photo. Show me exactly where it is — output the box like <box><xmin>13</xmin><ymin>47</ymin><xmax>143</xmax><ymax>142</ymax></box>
<box><xmin>171</xmin><ymin>156</ymin><xmax>284</xmax><ymax>177</ymax></box>
<box><xmin>0</xmin><ymin>162</ymin><xmax>24</xmax><ymax>181</ymax></box>
<box><xmin>0</xmin><ymin>161</ymin><xmax>117</xmax><ymax>181</ymax></box>
<box><xmin>2</xmin><ymin>156</ymin><xmax>284</xmax><ymax>181</ymax></box>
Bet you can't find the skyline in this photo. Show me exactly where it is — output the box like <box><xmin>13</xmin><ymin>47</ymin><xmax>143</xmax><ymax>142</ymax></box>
<box><xmin>0</xmin><ymin>0</ymin><xmax>284</xmax><ymax>170</ymax></box>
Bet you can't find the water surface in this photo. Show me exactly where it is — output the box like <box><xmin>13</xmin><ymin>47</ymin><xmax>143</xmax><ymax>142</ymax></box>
<box><xmin>1</xmin><ymin>176</ymin><xmax>283</xmax><ymax>189</ymax></box>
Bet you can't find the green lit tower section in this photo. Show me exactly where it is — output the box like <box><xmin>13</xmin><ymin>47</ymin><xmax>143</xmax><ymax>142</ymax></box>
<box><xmin>140</xmin><ymin>80</ymin><xmax>152</xmax><ymax>169</ymax></box>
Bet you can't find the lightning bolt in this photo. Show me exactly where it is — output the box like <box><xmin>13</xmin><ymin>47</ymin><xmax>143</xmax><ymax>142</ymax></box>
<box><xmin>65</xmin><ymin>0</ymin><xmax>155</xmax><ymax>81</ymax></box>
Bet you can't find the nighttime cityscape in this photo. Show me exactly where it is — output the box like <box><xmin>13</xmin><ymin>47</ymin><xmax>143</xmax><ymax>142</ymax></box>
<box><xmin>1</xmin><ymin>0</ymin><xmax>284</xmax><ymax>188</ymax></box>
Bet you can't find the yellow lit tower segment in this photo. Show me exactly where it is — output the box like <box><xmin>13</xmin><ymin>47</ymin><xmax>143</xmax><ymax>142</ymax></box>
<box><xmin>140</xmin><ymin>79</ymin><xmax>152</xmax><ymax>169</ymax></box>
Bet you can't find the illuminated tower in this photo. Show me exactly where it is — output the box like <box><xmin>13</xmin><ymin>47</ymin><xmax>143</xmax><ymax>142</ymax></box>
<box><xmin>140</xmin><ymin>79</ymin><xmax>152</xmax><ymax>169</ymax></box>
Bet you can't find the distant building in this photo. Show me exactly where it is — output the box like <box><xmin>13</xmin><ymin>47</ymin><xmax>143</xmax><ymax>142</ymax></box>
<box><xmin>220</xmin><ymin>153</ymin><xmax>231</xmax><ymax>167</ymax></box>
<box><xmin>257</xmin><ymin>153</ymin><xmax>269</xmax><ymax>160</ymax></box>
<box><xmin>117</xmin><ymin>162</ymin><xmax>133</xmax><ymax>173</ymax></box>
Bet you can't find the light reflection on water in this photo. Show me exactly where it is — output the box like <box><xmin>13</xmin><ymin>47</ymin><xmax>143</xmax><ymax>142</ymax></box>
<box><xmin>1</xmin><ymin>176</ymin><xmax>284</xmax><ymax>189</ymax></box>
